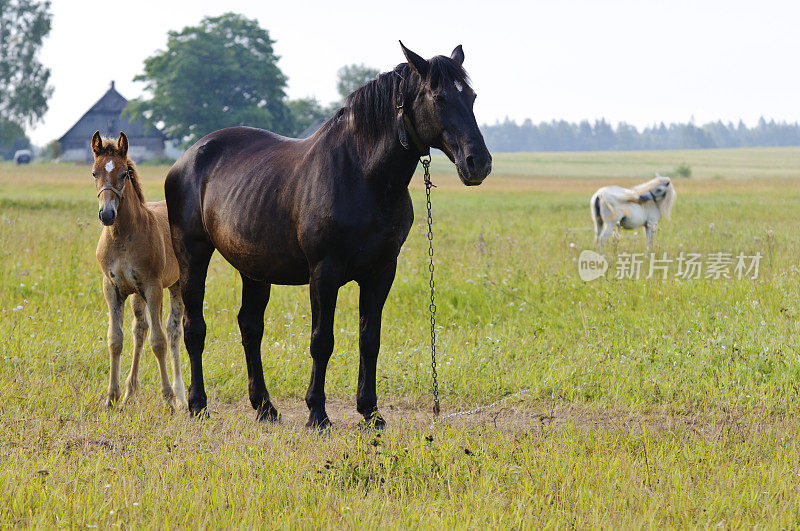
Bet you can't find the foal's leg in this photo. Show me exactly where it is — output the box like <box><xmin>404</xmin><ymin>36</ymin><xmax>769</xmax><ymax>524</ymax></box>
<box><xmin>305</xmin><ymin>261</ymin><xmax>341</xmax><ymax>429</ymax></box>
<box><xmin>238</xmin><ymin>276</ymin><xmax>279</xmax><ymax>422</ymax></box>
<box><xmin>122</xmin><ymin>294</ymin><xmax>148</xmax><ymax>404</ymax></box>
<box><xmin>356</xmin><ymin>261</ymin><xmax>397</xmax><ymax>428</ymax></box>
<box><xmin>167</xmin><ymin>283</ymin><xmax>187</xmax><ymax>409</ymax></box>
<box><xmin>143</xmin><ymin>284</ymin><xmax>176</xmax><ymax>406</ymax></box>
<box><xmin>102</xmin><ymin>277</ymin><xmax>125</xmax><ymax>407</ymax></box>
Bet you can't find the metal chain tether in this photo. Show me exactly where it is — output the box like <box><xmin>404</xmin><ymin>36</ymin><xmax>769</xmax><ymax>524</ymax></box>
<box><xmin>421</xmin><ymin>156</ymin><xmax>440</xmax><ymax>416</ymax></box>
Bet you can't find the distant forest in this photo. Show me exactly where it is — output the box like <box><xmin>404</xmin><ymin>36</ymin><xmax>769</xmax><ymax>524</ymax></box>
<box><xmin>481</xmin><ymin>118</ymin><xmax>800</xmax><ymax>152</ymax></box>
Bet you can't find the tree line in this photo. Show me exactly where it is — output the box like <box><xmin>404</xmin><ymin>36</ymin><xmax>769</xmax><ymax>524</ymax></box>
<box><xmin>481</xmin><ymin>118</ymin><xmax>800</xmax><ymax>152</ymax></box>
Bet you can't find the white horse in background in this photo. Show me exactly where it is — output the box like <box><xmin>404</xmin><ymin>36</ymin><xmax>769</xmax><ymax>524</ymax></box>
<box><xmin>591</xmin><ymin>174</ymin><xmax>676</xmax><ymax>248</ymax></box>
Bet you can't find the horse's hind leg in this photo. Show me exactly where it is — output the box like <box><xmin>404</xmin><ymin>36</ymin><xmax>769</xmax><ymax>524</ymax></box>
<box><xmin>598</xmin><ymin>219</ymin><xmax>618</xmax><ymax>248</ymax></box>
<box><xmin>305</xmin><ymin>261</ymin><xmax>342</xmax><ymax>429</ymax></box>
<box><xmin>356</xmin><ymin>260</ymin><xmax>397</xmax><ymax>428</ymax></box>
<box><xmin>238</xmin><ymin>275</ymin><xmax>279</xmax><ymax>422</ymax></box>
<box><xmin>102</xmin><ymin>277</ymin><xmax>125</xmax><ymax>407</ymax></box>
<box><xmin>167</xmin><ymin>283</ymin><xmax>187</xmax><ymax>409</ymax></box>
<box><xmin>595</xmin><ymin>221</ymin><xmax>604</xmax><ymax>247</ymax></box>
<box><xmin>122</xmin><ymin>294</ymin><xmax>148</xmax><ymax>405</ymax></box>
<box><xmin>178</xmin><ymin>239</ymin><xmax>214</xmax><ymax>416</ymax></box>
<box><xmin>143</xmin><ymin>284</ymin><xmax>176</xmax><ymax>407</ymax></box>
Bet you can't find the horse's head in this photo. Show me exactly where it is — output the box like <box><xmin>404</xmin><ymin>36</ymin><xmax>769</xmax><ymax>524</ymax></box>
<box><xmin>91</xmin><ymin>131</ymin><xmax>132</xmax><ymax>226</ymax></box>
<box><xmin>399</xmin><ymin>42</ymin><xmax>492</xmax><ymax>186</ymax></box>
<box><xmin>652</xmin><ymin>173</ymin><xmax>676</xmax><ymax>220</ymax></box>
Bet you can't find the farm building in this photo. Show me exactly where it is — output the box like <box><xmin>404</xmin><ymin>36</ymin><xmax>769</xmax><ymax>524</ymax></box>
<box><xmin>58</xmin><ymin>81</ymin><xmax>166</xmax><ymax>162</ymax></box>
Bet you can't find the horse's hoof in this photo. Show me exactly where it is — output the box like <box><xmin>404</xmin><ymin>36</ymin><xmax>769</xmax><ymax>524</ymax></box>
<box><xmin>187</xmin><ymin>393</ymin><xmax>207</xmax><ymax>418</ymax></box>
<box><xmin>106</xmin><ymin>388</ymin><xmax>120</xmax><ymax>408</ymax></box>
<box><xmin>359</xmin><ymin>411</ymin><xmax>386</xmax><ymax>431</ymax></box>
<box><xmin>187</xmin><ymin>403</ymin><xmax>209</xmax><ymax>419</ymax></box>
<box><xmin>256</xmin><ymin>402</ymin><xmax>280</xmax><ymax>423</ymax></box>
<box><xmin>173</xmin><ymin>386</ymin><xmax>188</xmax><ymax>410</ymax></box>
<box><xmin>189</xmin><ymin>408</ymin><xmax>210</xmax><ymax>420</ymax></box>
<box><xmin>306</xmin><ymin>412</ymin><xmax>332</xmax><ymax>431</ymax></box>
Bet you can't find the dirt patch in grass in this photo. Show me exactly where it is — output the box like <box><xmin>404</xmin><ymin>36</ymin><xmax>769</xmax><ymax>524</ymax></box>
<box><xmin>212</xmin><ymin>396</ymin><xmax>795</xmax><ymax>442</ymax></box>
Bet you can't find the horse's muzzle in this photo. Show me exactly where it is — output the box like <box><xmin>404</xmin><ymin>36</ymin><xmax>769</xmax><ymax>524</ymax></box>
<box><xmin>99</xmin><ymin>207</ymin><xmax>116</xmax><ymax>226</ymax></box>
<box><xmin>457</xmin><ymin>150</ymin><xmax>492</xmax><ymax>186</ymax></box>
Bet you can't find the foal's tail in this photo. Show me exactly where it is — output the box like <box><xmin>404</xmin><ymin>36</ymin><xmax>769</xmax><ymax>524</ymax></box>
<box><xmin>591</xmin><ymin>193</ymin><xmax>603</xmax><ymax>243</ymax></box>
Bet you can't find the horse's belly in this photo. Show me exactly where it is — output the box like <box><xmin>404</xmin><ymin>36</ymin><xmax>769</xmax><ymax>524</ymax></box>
<box><xmin>213</xmin><ymin>236</ymin><xmax>309</xmax><ymax>285</ymax></box>
<box><xmin>620</xmin><ymin>208</ymin><xmax>646</xmax><ymax>229</ymax></box>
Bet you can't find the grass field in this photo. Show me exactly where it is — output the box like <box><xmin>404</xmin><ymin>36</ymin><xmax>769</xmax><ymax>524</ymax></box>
<box><xmin>3</xmin><ymin>147</ymin><xmax>800</xmax><ymax>527</ymax></box>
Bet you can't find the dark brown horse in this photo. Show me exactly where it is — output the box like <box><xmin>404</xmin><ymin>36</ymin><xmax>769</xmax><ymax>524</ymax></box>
<box><xmin>165</xmin><ymin>42</ymin><xmax>492</xmax><ymax>428</ymax></box>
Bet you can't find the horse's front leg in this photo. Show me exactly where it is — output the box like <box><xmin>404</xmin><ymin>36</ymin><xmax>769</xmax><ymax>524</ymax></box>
<box><xmin>122</xmin><ymin>294</ymin><xmax>148</xmax><ymax>405</ymax></box>
<box><xmin>356</xmin><ymin>261</ymin><xmax>397</xmax><ymax>428</ymax></box>
<box><xmin>143</xmin><ymin>284</ymin><xmax>176</xmax><ymax>407</ymax></box>
<box><xmin>645</xmin><ymin>221</ymin><xmax>657</xmax><ymax>249</ymax></box>
<box><xmin>305</xmin><ymin>261</ymin><xmax>341</xmax><ymax>429</ymax></box>
<box><xmin>102</xmin><ymin>277</ymin><xmax>125</xmax><ymax>407</ymax></box>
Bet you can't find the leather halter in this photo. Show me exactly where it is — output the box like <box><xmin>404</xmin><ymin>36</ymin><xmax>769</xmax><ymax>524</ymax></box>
<box><xmin>395</xmin><ymin>74</ymin><xmax>430</xmax><ymax>157</ymax></box>
<box><xmin>97</xmin><ymin>171</ymin><xmax>127</xmax><ymax>199</ymax></box>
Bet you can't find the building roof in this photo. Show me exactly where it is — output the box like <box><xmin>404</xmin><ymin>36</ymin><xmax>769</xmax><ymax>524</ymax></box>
<box><xmin>59</xmin><ymin>81</ymin><xmax>165</xmax><ymax>144</ymax></box>
<box><xmin>298</xmin><ymin>118</ymin><xmax>326</xmax><ymax>139</ymax></box>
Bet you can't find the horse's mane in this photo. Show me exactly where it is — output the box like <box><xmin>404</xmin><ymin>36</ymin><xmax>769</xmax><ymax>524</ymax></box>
<box><xmin>631</xmin><ymin>174</ymin><xmax>676</xmax><ymax>220</ymax></box>
<box><xmin>632</xmin><ymin>174</ymin><xmax>671</xmax><ymax>193</ymax></box>
<box><xmin>337</xmin><ymin>55</ymin><xmax>471</xmax><ymax>148</ymax></box>
<box><xmin>94</xmin><ymin>137</ymin><xmax>145</xmax><ymax>203</ymax></box>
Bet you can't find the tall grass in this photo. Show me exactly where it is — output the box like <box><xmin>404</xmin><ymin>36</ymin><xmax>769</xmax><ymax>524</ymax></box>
<box><xmin>2</xmin><ymin>149</ymin><xmax>800</xmax><ymax>526</ymax></box>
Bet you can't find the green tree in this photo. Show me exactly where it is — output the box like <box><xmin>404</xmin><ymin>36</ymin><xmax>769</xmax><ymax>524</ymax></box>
<box><xmin>336</xmin><ymin>63</ymin><xmax>380</xmax><ymax>102</ymax></box>
<box><xmin>0</xmin><ymin>0</ymin><xmax>52</xmax><ymax>128</ymax></box>
<box><xmin>0</xmin><ymin>0</ymin><xmax>51</xmax><ymax>158</ymax></box>
<box><xmin>0</xmin><ymin>118</ymin><xmax>31</xmax><ymax>160</ymax></box>
<box><xmin>285</xmin><ymin>97</ymin><xmax>330</xmax><ymax>137</ymax></box>
<box><xmin>126</xmin><ymin>13</ymin><xmax>292</xmax><ymax>147</ymax></box>
<box><xmin>40</xmin><ymin>138</ymin><xmax>60</xmax><ymax>160</ymax></box>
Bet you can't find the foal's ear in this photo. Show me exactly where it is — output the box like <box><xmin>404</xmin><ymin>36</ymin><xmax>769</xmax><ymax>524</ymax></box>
<box><xmin>451</xmin><ymin>44</ymin><xmax>464</xmax><ymax>65</ymax></box>
<box><xmin>399</xmin><ymin>41</ymin><xmax>429</xmax><ymax>79</ymax></box>
<box><xmin>91</xmin><ymin>131</ymin><xmax>103</xmax><ymax>156</ymax></box>
<box><xmin>117</xmin><ymin>132</ymin><xmax>128</xmax><ymax>157</ymax></box>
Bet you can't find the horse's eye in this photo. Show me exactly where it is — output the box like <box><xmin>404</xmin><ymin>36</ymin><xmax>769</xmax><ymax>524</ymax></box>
<box><xmin>92</xmin><ymin>171</ymin><xmax>97</xmax><ymax>178</ymax></box>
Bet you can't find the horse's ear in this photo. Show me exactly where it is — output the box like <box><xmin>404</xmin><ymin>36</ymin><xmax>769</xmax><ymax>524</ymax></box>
<box><xmin>117</xmin><ymin>132</ymin><xmax>128</xmax><ymax>157</ymax></box>
<box><xmin>399</xmin><ymin>41</ymin><xmax>429</xmax><ymax>79</ymax></box>
<box><xmin>451</xmin><ymin>44</ymin><xmax>464</xmax><ymax>65</ymax></box>
<box><xmin>91</xmin><ymin>131</ymin><xmax>102</xmax><ymax>156</ymax></box>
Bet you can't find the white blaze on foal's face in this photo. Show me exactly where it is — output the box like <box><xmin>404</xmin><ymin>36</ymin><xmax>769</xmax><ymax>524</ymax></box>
<box><xmin>105</xmin><ymin>160</ymin><xmax>115</xmax><ymax>173</ymax></box>
<box><xmin>454</xmin><ymin>80</ymin><xmax>463</xmax><ymax>93</ymax></box>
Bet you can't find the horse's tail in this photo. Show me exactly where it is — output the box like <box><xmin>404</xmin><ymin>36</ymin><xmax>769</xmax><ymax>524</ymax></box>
<box><xmin>591</xmin><ymin>192</ymin><xmax>603</xmax><ymax>243</ymax></box>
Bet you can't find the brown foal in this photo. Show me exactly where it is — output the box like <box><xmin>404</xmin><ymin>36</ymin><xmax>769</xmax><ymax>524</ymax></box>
<box><xmin>93</xmin><ymin>131</ymin><xmax>187</xmax><ymax>409</ymax></box>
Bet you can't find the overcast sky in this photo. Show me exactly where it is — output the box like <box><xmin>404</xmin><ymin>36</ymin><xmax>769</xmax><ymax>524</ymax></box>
<box><xmin>28</xmin><ymin>0</ymin><xmax>800</xmax><ymax>145</ymax></box>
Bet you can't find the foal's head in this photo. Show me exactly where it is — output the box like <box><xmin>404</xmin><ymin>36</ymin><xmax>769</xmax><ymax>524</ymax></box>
<box><xmin>398</xmin><ymin>42</ymin><xmax>492</xmax><ymax>185</ymax></box>
<box><xmin>91</xmin><ymin>131</ymin><xmax>142</xmax><ymax>226</ymax></box>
